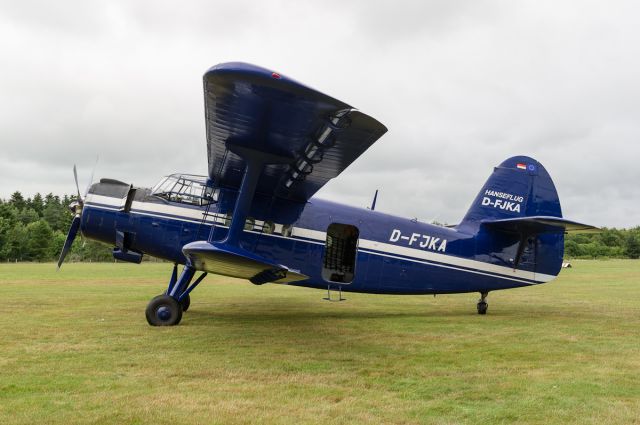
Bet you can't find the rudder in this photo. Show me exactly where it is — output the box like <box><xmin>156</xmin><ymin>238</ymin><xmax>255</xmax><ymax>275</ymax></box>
<box><xmin>458</xmin><ymin>156</ymin><xmax>565</xmax><ymax>280</ymax></box>
<box><xmin>459</xmin><ymin>156</ymin><xmax>562</xmax><ymax>228</ymax></box>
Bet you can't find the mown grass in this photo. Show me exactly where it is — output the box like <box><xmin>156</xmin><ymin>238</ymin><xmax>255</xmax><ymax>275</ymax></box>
<box><xmin>0</xmin><ymin>260</ymin><xmax>639</xmax><ymax>424</ymax></box>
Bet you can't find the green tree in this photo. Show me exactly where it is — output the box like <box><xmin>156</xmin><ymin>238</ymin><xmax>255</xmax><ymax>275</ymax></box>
<box><xmin>18</xmin><ymin>208</ymin><xmax>40</xmax><ymax>226</ymax></box>
<box><xmin>49</xmin><ymin>231</ymin><xmax>67</xmax><ymax>261</ymax></box>
<box><xmin>69</xmin><ymin>238</ymin><xmax>112</xmax><ymax>263</ymax></box>
<box><xmin>625</xmin><ymin>232</ymin><xmax>640</xmax><ymax>259</ymax></box>
<box><xmin>0</xmin><ymin>202</ymin><xmax>18</xmax><ymax>225</ymax></box>
<box><xmin>0</xmin><ymin>217</ymin><xmax>10</xmax><ymax>261</ymax></box>
<box><xmin>570</xmin><ymin>233</ymin><xmax>594</xmax><ymax>245</ymax></box>
<box><xmin>60</xmin><ymin>195</ymin><xmax>74</xmax><ymax>230</ymax></box>
<box><xmin>29</xmin><ymin>193</ymin><xmax>44</xmax><ymax>217</ymax></box>
<box><xmin>3</xmin><ymin>223</ymin><xmax>29</xmax><ymax>261</ymax></box>
<box><xmin>0</xmin><ymin>203</ymin><xmax>19</xmax><ymax>258</ymax></box>
<box><xmin>598</xmin><ymin>228</ymin><xmax>623</xmax><ymax>247</ymax></box>
<box><xmin>9</xmin><ymin>191</ymin><xmax>26</xmax><ymax>211</ymax></box>
<box><xmin>564</xmin><ymin>228</ymin><xmax>640</xmax><ymax>259</ymax></box>
<box><xmin>26</xmin><ymin>220</ymin><xmax>54</xmax><ymax>261</ymax></box>
<box><xmin>43</xmin><ymin>194</ymin><xmax>69</xmax><ymax>233</ymax></box>
<box><xmin>564</xmin><ymin>239</ymin><xmax>580</xmax><ymax>258</ymax></box>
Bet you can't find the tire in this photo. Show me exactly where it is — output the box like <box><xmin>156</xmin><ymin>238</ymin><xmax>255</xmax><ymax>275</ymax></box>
<box><xmin>477</xmin><ymin>301</ymin><xmax>488</xmax><ymax>315</ymax></box>
<box><xmin>179</xmin><ymin>294</ymin><xmax>191</xmax><ymax>312</ymax></box>
<box><xmin>146</xmin><ymin>294</ymin><xmax>183</xmax><ymax>326</ymax></box>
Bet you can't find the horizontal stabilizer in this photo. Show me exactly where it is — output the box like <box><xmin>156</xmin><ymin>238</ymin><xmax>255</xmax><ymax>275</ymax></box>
<box><xmin>482</xmin><ymin>216</ymin><xmax>600</xmax><ymax>234</ymax></box>
<box><xmin>182</xmin><ymin>241</ymin><xmax>309</xmax><ymax>284</ymax></box>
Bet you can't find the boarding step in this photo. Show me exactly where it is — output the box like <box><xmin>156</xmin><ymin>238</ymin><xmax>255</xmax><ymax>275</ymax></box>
<box><xmin>323</xmin><ymin>284</ymin><xmax>346</xmax><ymax>302</ymax></box>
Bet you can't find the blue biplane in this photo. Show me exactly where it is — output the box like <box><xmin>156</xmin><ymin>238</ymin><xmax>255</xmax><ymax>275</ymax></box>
<box><xmin>58</xmin><ymin>62</ymin><xmax>598</xmax><ymax>326</ymax></box>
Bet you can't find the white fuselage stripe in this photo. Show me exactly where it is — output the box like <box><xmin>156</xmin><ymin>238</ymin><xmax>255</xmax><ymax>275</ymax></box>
<box><xmin>85</xmin><ymin>194</ymin><xmax>227</xmax><ymax>224</ymax></box>
<box><xmin>84</xmin><ymin>197</ymin><xmax>554</xmax><ymax>284</ymax></box>
<box><xmin>288</xmin><ymin>227</ymin><xmax>552</xmax><ymax>283</ymax></box>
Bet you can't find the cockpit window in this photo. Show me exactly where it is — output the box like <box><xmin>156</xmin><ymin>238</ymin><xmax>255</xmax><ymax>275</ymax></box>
<box><xmin>151</xmin><ymin>174</ymin><xmax>218</xmax><ymax>206</ymax></box>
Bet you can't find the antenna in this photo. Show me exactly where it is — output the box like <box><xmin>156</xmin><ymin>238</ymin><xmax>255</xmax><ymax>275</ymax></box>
<box><xmin>370</xmin><ymin>189</ymin><xmax>379</xmax><ymax>211</ymax></box>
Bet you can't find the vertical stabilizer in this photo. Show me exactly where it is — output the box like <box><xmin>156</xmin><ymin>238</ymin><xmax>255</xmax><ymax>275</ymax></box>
<box><xmin>459</xmin><ymin>156</ymin><xmax>561</xmax><ymax>229</ymax></box>
<box><xmin>459</xmin><ymin>156</ymin><xmax>565</xmax><ymax>279</ymax></box>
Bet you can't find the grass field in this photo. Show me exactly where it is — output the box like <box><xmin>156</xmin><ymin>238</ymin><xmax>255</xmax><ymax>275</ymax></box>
<box><xmin>1</xmin><ymin>260</ymin><xmax>639</xmax><ymax>424</ymax></box>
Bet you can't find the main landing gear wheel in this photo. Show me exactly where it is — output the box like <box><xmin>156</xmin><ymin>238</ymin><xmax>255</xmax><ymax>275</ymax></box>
<box><xmin>477</xmin><ymin>291</ymin><xmax>489</xmax><ymax>315</ymax></box>
<box><xmin>146</xmin><ymin>295</ymin><xmax>183</xmax><ymax>326</ymax></box>
<box><xmin>162</xmin><ymin>291</ymin><xmax>190</xmax><ymax>311</ymax></box>
<box><xmin>179</xmin><ymin>294</ymin><xmax>191</xmax><ymax>312</ymax></box>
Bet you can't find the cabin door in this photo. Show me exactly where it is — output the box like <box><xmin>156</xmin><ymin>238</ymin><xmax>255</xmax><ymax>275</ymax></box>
<box><xmin>322</xmin><ymin>223</ymin><xmax>359</xmax><ymax>284</ymax></box>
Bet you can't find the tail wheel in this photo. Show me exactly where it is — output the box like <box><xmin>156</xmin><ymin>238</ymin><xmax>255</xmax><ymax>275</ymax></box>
<box><xmin>477</xmin><ymin>301</ymin><xmax>488</xmax><ymax>315</ymax></box>
<box><xmin>146</xmin><ymin>295</ymin><xmax>183</xmax><ymax>326</ymax></box>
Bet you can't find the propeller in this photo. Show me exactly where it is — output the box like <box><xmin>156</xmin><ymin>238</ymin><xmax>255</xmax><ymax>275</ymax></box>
<box><xmin>57</xmin><ymin>213</ymin><xmax>81</xmax><ymax>269</ymax></box>
<box><xmin>73</xmin><ymin>164</ymin><xmax>83</xmax><ymax>207</ymax></box>
<box><xmin>85</xmin><ymin>155</ymin><xmax>99</xmax><ymax>200</ymax></box>
<box><xmin>57</xmin><ymin>158</ymin><xmax>98</xmax><ymax>269</ymax></box>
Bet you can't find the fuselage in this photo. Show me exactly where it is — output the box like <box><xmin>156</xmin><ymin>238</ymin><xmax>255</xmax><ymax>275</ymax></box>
<box><xmin>80</xmin><ymin>178</ymin><xmax>559</xmax><ymax>295</ymax></box>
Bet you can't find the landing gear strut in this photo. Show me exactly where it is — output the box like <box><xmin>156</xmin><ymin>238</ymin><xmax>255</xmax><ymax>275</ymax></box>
<box><xmin>477</xmin><ymin>292</ymin><xmax>488</xmax><ymax>315</ymax></box>
<box><xmin>145</xmin><ymin>263</ymin><xmax>207</xmax><ymax>326</ymax></box>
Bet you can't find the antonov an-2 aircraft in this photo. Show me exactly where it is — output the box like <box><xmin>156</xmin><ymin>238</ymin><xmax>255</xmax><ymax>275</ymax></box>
<box><xmin>58</xmin><ymin>62</ymin><xmax>598</xmax><ymax>326</ymax></box>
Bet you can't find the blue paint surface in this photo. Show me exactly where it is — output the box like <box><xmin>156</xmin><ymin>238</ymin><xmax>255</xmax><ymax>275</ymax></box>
<box><xmin>74</xmin><ymin>63</ymin><xmax>596</xmax><ymax>301</ymax></box>
<box><xmin>82</xmin><ymin>155</ymin><xmax>571</xmax><ymax>295</ymax></box>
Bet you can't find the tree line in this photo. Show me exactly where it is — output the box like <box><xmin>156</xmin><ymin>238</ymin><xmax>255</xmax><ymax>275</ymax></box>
<box><xmin>0</xmin><ymin>191</ymin><xmax>112</xmax><ymax>262</ymax></box>
<box><xmin>0</xmin><ymin>190</ymin><xmax>638</xmax><ymax>262</ymax></box>
<box><xmin>565</xmin><ymin>228</ymin><xmax>640</xmax><ymax>259</ymax></box>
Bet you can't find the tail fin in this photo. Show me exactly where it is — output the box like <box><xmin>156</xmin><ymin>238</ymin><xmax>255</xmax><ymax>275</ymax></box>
<box><xmin>459</xmin><ymin>156</ymin><xmax>561</xmax><ymax>228</ymax></box>
<box><xmin>459</xmin><ymin>156</ymin><xmax>599</xmax><ymax>280</ymax></box>
<box><xmin>459</xmin><ymin>156</ymin><xmax>568</xmax><ymax>280</ymax></box>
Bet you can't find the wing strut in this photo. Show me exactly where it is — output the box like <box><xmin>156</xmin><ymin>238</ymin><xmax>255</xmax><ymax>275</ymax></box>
<box><xmin>181</xmin><ymin>148</ymin><xmax>309</xmax><ymax>284</ymax></box>
<box><xmin>212</xmin><ymin>155</ymin><xmax>264</xmax><ymax>246</ymax></box>
<box><xmin>208</xmin><ymin>146</ymin><xmax>291</xmax><ymax>245</ymax></box>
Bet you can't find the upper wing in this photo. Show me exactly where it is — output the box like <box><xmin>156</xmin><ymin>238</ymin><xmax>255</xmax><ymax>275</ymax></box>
<box><xmin>203</xmin><ymin>62</ymin><xmax>387</xmax><ymax>202</ymax></box>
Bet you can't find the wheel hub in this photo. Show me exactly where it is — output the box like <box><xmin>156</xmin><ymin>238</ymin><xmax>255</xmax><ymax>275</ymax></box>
<box><xmin>156</xmin><ymin>305</ymin><xmax>172</xmax><ymax>321</ymax></box>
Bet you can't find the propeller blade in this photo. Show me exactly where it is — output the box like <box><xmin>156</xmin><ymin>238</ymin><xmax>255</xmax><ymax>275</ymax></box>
<box><xmin>84</xmin><ymin>155</ymin><xmax>99</xmax><ymax>198</ymax></box>
<box><xmin>73</xmin><ymin>164</ymin><xmax>83</xmax><ymax>206</ymax></box>
<box><xmin>57</xmin><ymin>214</ymin><xmax>81</xmax><ymax>269</ymax></box>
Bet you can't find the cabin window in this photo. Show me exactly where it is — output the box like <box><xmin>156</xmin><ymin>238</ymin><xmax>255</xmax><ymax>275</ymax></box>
<box><xmin>263</xmin><ymin>221</ymin><xmax>275</xmax><ymax>234</ymax></box>
<box><xmin>151</xmin><ymin>174</ymin><xmax>217</xmax><ymax>206</ymax></box>
<box><xmin>322</xmin><ymin>223</ymin><xmax>359</xmax><ymax>284</ymax></box>
<box><xmin>282</xmin><ymin>225</ymin><xmax>293</xmax><ymax>238</ymax></box>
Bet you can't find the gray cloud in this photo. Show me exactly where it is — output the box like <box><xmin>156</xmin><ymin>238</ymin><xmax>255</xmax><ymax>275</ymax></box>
<box><xmin>1</xmin><ymin>0</ymin><xmax>638</xmax><ymax>228</ymax></box>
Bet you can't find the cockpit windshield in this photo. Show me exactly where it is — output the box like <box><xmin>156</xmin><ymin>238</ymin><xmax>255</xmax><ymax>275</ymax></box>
<box><xmin>151</xmin><ymin>174</ymin><xmax>217</xmax><ymax>206</ymax></box>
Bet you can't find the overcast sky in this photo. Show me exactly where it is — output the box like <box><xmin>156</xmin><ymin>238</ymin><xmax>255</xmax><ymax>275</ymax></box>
<box><xmin>1</xmin><ymin>0</ymin><xmax>638</xmax><ymax>228</ymax></box>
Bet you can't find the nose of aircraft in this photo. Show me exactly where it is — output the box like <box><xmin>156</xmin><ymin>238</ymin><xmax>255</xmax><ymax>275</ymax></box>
<box><xmin>68</xmin><ymin>200</ymin><xmax>80</xmax><ymax>215</ymax></box>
